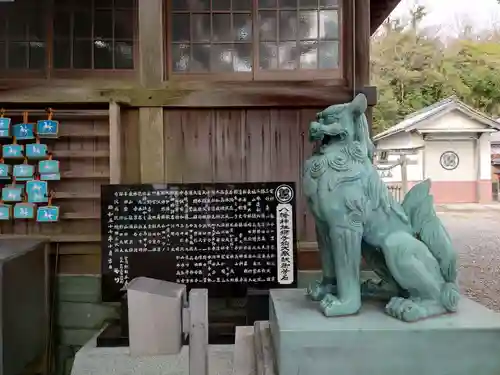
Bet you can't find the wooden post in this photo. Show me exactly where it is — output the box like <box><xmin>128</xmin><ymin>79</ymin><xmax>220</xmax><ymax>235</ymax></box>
<box><xmin>189</xmin><ymin>289</ymin><xmax>208</xmax><ymax>375</ymax></box>
<box><xmin>139</xmin><ymin>107</ymin><xmax>165</xmax><ymax>183</ymax></box>
<box><xmin>354</xmin><ymin>0</ymin><xmax>373</xmax><ymax>135</ymax></box>
<box><xmin>138</xmin><ymin>0</ymin><xmax>164</xmax><ymax>87</ymax></box>
<box><xmin>354</xmin><ymin>0</ymin><xmax>370</xmax><ymax>91</ymax></box>
<box><xmin>400</xmin><ymin>154</ymin><xmax>408</xmax><ymax>196</ymax></box>
<box><xmin>138</xmin><ymin>0</ymin><xmax>166</xmax><ymax>183</ymax></box>
<box><xmin>109</xmin><ymin>101</ymin><xmax>122</xmax><ymax>184</ymax></box>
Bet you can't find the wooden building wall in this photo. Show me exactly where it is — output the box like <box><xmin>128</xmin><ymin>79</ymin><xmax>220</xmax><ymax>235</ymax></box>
<box><xmin>0</xmin><ymin>0</ymin><xmax>376</xmax><ymax>276</ymax></box>
<box><xmin>0</xmin><ymin>109</ymin><xmax>110</xmax><ymax>274</ymax></box>
<box><xmin>119</xmin><ymin>106</ymin><xmax>322</xmax><ymax>271</ymax></box>
<box><xmin>162</xmin><ymin>108</ymin><xmax>317</xmax><ymax>238</ymax></box>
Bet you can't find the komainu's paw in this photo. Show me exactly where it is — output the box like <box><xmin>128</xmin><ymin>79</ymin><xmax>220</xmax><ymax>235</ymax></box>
<box><xmin>361</xmin><ymin>279</ymin><xmax>399</xmax><ymax>300</ymax></box>
<box><xmin>319</xmin><ymin>293</ymin><xmax>361</xmax><ymax>317</ymax></box>
<box><xmin>306</xmin><ymin>279</ymin><xmax>336</xmax><ymax>301</ymax></box>
<box><xmin>385</xmin><ymin>297</ymin><xmax>446</xmax><ymax>322</ymax></box>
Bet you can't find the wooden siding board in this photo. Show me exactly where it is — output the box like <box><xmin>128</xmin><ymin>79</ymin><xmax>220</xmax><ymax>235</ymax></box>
<box><xmin>109</xmin><ymin>102</ymin><xmax>122</xmax><ymax>184</ymax></box>
<box><xmin>162</xmin><ymin>108</ymin><xmax>321</xmax><ymax>246</ymax></box>
<box><xmin>184</xmin><ymin>110</ymin><xmax>214</xmax><ymax>183</ymax></box>
<box><xmin>244</xmin><ymin>110</ymin><xmax>270</xmax><ymax>182</ymax></box>
<box><xmin>139</xmin><ymin>107</ymin><xmax>165</xmax><ymax>183</ymax></box>
<box><xmin>213</xmin><ymin>110</ymin><xmax>246</xmax><ymax>183</ymax></box>
<box><xmin>57</xmin><ymin>302</ymin><xmax>119</xmax><ymax>329</ymax></box>
<box><xmin>164</xmin><ymin>110</ymin><xmax>184</xmax><ymax>183</ymax></box>
<box><xmin>57</xmin><ymin>275</ymin><xmax>101</xmax><ymax>303</ymax></box>
<box><xmin>59</xmin><ymin>254</ymin><xmax>100</xmax><ymax>275</ymax></box>
<box><xmin>121</xmin><ymin>108</ymin><xmax>141</xmax><ymax>184</ymax></box>
<box><xmin>58</xmin><ymin>329</ymin><xmax>99</xmax><ymax>346</ymax></box>
<box><xmin>0</xmin><ymin>113</ymin><xmax>110</xmax><ymax>271</ymax></box>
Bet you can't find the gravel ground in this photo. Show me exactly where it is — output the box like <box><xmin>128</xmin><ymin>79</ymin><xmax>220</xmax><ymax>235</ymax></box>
<box><xmin>438</xmin><ymin>208</ymin><xmax>500</xmax><ymax>312</ymax></box>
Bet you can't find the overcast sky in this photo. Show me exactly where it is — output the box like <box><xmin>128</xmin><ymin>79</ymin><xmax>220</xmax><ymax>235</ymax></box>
<box><xmin>390</xmin><ymin>0</ymin><xmax>500</xmax><ymax>34</ymax></box>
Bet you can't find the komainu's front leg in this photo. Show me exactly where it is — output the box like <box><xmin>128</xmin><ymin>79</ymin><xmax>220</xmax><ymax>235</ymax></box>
<box><xmin>320</xmin><ymin>227</ymin><xmax>362</xmax><ymax>317</ymax></box>
<box><xmin>307</xmin><ymin>221</ymin><xmax>337</xmax><ymax>301</ymax></box>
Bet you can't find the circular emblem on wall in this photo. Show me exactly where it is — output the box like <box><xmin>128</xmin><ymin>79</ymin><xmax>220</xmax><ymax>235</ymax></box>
<box><xmin>440</xmin><ymin>151</ymin><xmax>459</xmax><ymax>171</ymax></box>
<box><xmin>275</xmin><ymin>184</ymin><xmax>294</xmax><ymax>204</ymax></box>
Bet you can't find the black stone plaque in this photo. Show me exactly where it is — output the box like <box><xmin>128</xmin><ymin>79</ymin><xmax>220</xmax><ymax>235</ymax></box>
<box><xmin>101</xmin><ymin>182</ymin><xmax>297</xmax><ymax>302</ymax></box>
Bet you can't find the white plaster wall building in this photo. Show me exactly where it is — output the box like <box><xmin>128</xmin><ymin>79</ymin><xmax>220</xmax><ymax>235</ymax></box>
<box><xmin>373</xmin><ymin>97</ymin><xmax>499</xmax><ymax>204</ymax></box>
<box><xmin>492</xmin><ymin>128</ymin><xmax>500</xmax><ymax>180</ymax></box>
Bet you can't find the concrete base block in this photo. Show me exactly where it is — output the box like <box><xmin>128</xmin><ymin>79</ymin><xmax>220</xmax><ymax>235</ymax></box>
<box><xmin>71</xmin><ymin>330</ymin><xmax>234</xmax><ymax>375</ymax></box>
<box><xmin>269</xmin><ymin>289</ymin><xmax>500</xmax><ymax>375</ymax></box>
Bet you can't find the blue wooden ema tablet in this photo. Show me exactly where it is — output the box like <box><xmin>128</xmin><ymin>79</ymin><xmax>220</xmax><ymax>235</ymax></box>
<box><xmin>36</xmin><ymin>206</ymin><xmax>59</xmax><ymax>222</ymax></box>
<box><xmin>13</xmin><ymin>203</ymin><xmax>35</xmax><ymax>219</ymax></box>
<box><xmin>36</xmin><ymin>119</ymin><xmax>59</xmax><ymax>138</ymax></box>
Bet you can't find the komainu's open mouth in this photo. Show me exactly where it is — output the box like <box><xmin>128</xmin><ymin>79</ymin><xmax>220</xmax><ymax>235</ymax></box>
<box><xmin>321</xmin><ymin>133</ymin><xmax>345</xmax><ymax>145</ymax></box>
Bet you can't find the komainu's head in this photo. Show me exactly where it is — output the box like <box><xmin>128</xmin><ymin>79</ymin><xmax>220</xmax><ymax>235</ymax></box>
<box><xmin>308</xmin><ymin>93</ymin><xmax>374</xmax><ymax>160</ymax></box>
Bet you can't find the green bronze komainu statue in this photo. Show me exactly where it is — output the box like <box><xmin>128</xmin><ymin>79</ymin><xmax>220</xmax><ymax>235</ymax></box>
<box><xmin>303</xmin><ymin>93</ymin><xmax>460</xmax><ymax>322</ymax></box>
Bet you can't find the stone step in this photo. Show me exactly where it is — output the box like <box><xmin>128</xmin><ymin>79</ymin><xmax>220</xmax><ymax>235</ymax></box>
<box><xmin>253</xmin><ymin>322</ymin><xmax>276</xmax><ymax>375</ymax></box>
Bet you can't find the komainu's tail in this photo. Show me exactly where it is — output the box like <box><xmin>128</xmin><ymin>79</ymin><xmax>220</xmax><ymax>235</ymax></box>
<box><xmin>401</xmin><ymin>179</ymin><xmax>458</xmax><ymax>283</ymax></box>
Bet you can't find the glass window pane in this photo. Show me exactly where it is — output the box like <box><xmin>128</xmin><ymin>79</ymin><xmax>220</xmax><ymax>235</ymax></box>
<box><xmin>0</xmin><ymin>43</ymin><xmax>6</xmax><ymax>69</ymax></box>
<box><xmin>258</xmin><ymin>0</ymin><xmax>277</xmax><ymax>8</ymax></box>
<box><xmin>299</xmin><ymin>40</ymin><xmax>317</xmax><ymax>68</ymax></box>
<box><xmin>233</xmin><ymin>14</ymin><xmax>252</xmax><ymax>41</ymax></box>
<box><xmin>114</xmin><ymin>40</ymin><xmax>134</xmax><ymax>69</ymax></box>
<box><xmin>29</xmin><ymin>41</ymin><xmax>45</xmax><ymax>69</ymax></box>
<box><xmin>211</xmin><ymin>44</ymin><xmax>234</xmax><ymax>72</ymax></box>
<box><xmin>73</xmin><ymin>39</ymin><xmax>92</xmax><ymax>68</ymax></box>
<box><xmin>299</xmin><ymin>0</ymin><xmax>318</xmax><ymax>8</ymax></box>
<box><xmin>279</xmin><ymin>11</ymin><xmax>297</xmax><ymax>41</ymax></box>
<box><xmin>0</xmin><ymin>17</ymin><xmax>6</xmax><ymax>40</ymax></box>
<box><xmin>320</xmin><ymin>0</ymin><xmax>338</xmax><ymax>8</ymax></box>
<box><xmin>259</xmin><ymin>42</ymin><xmax>278</xmax><ymax>70</ymax></box>
<box><xmin>279</xmin><ymin>0</ymin><xmax>297</xmax><ymax>8</ymax></box>
<box><xmin>233</xmin><ymin>0</ymin><xmax>252</xmax><ymax>10</ymax></box>
<box><xmin>192</xmin><ymin>14</ymin><xmax>210</xmax><ymax>42</ymax></box>
<box><xmin>213</xmin><ymin>14</ymin><xmax>231</xmax><ymax>42</ymax></box>
<box><xmin>95</xmin><ymin>0</ymin><xmax>113</xmax><ymax>9</ymax></box>
<box><xmin>299</xmin><ymin>11</ymin><xmax>318</xmax><ymax>39</ymax></box>
<box><xmin>114</xmin><ymin>10</ymin><xmax>134</xmax><ymax>39</ymax></box>
<box><xmin>318</xmin><ymin>41</ymin><xmax>338</xmax><ymax>68</ymax></box>
<box><xmin>8</xmin><ymin>15</ymin><xmax>28</xmax><ymax>41</ymax></box>
<box><xmin>319</xmin><ymin>10</ymin><xmax>338</xmax><ymax>39</ymax></box>
<box><xmin>212</xmin><ymin>0</ymin><xmax>231</xmax><ymax>10</ymax></box>
<box><xmin>278</xmin><ymin>41</ymin><xmax>297</xmax><ymax>69</ymax></box>
<box><xmin>116</xmin><ymin>0</ymin><xmax>136</xmax><ymax>8</ymax></box>
<box><xmin>259</xmin><ymin>11</ymin><xmax>277</xmax><ymax>41</ymax></box>
<box><xmin>54</xmin><ymin>12</ymin><xmax>71</xmax><ymax>38</ymax></box>
<box><xmin>234</xmin><ymin>43</ymin><xmax>252</xmax><ymax>72</ymax></box>
<box><xmin>172</xmin><ymin>0</ymin><xmax>188</xmax><ymax>10</ymax></box>
<box><xmin>54</xmin><ymin>0</ymin><xmax>73</xmax><ymax>7</ymax></box>
<box><xmin>74</xmin><ymin>11</ymin><xmax>93</xmax><ymax>38</ymax></box>
<box><xmin>94</xmin><ymin>39</ymin><xmax>113</xmax><ymax>69</ymax></box>
<box><xmin>94</xmin><ymin>10</ymin><xmax>113</xmax><ymax>39</ymax></box>
<box><xmin>173</xmin><ymin>0</ymin><xmax>209</xmax><ymax>10</ymax></box>
<box><xmin>53</xmin><ymin>39</ymin><xmax>71</xmax><ymax>68</ymax></box>
<box><xmin>191</xmin><ymin>44</ymin><xmax>210</xmax><ymax>72</ymax></box>
<box><xmin>27</xmin><ymin>14</ymin><xmax>45</xmax><ymax>41</ymax></box>
<box><xmin>8</xmin><ymin>42</ymin><xmax>27</xmax><ymax>69</ymax></box>
<box><xmin>172</xmin><ymin>14</ymin><xmax>190</xmax><ymax>42</ymax></box>
<box><xmin>171</xmin><ymin>44</ymin><xmax>190</xmax><ymax>72</ymax></box>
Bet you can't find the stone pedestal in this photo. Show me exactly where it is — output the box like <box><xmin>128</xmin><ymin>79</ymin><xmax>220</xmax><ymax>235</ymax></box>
<box><xmin>269</xmin><ymin>289</ymin><xmax>500</xmax><ymax>375</ymax></box>
<box><xmin>71</xmin><ymin>330</ymin><xmax>234</xmax><ymax>375</ymax></box>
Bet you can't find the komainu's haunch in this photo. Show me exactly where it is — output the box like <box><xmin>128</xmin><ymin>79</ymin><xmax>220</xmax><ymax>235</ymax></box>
<box><xmin>303</xmin><ymin>93</ymin><xmax>460</xmax><ymax>322</ymax></box>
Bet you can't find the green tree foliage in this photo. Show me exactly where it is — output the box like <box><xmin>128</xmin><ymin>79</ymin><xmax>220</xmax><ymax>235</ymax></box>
<box><xmin>371</xmin><ymin>6</ymin><xmax>500</xmax><ymax>134</ymax></box>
